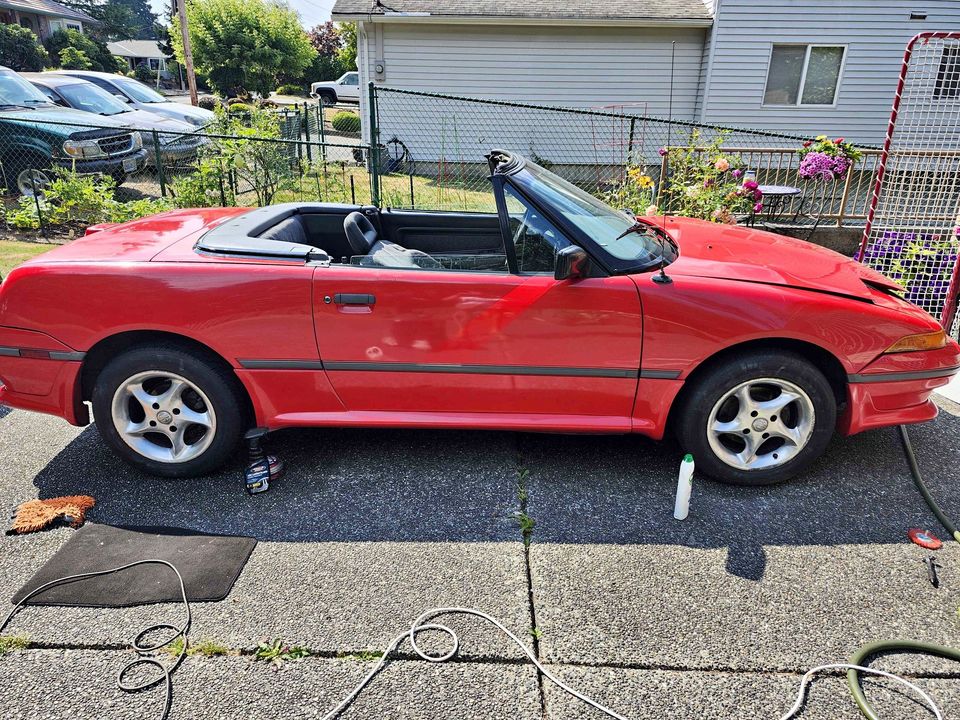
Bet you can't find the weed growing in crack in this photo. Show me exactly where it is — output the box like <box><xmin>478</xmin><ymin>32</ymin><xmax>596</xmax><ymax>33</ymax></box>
<box><xmin>255</xmin><ymin>638</ymin><xmax>312</xmax><ymax>669</ymax></box>
<box><xmin>0</xmin><ymin>635</ymin><xmax>29</xmax><ymax>654</ymax></box>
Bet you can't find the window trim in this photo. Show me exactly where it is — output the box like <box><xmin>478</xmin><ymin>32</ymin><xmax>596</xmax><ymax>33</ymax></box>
<box><xmin>762</xmin><ymin>43</ymin><xmax>847</xmax><ymax>108</ymax></box>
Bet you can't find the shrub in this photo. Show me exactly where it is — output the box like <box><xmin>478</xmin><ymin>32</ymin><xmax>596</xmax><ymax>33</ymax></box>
<box><xmin>275</xmin><ymin>83</ymin><xmax>305</xmax><ymax>96</ymax></box>
<box><xmin>198</xmin><ymin>95</ymin><xmax>219</xmax><ymax>111</ymax></box>
<box><xmin>134</xmin><ymin>63</ymin><xmax>156</xmax><ymax>84</ymax></box>
<box><xmin>227</xmin><ymin>102</ymin><xmax>254</xmax><ymax>113</ymax></box>
<box><xmin>45</xmin><ymin>29</ymin><xmax>125</xmax><ymax>73</ymax></box>
<box><xmin>59</xmin><ymin>46</ymin><xmax>92</xmax><ymax>70</ymax></box>
<box><xmin>4</xmin><ymin>169</ymin><xmax>172</xmax><ymax>231</ymax></box>
<box><xmin>331</xmin><ymin>111</ymin><xmax>360</xmax><ymax>133</ymax></box>
<box><xmin>0</xmin><ymin>25</ymin><xmax>48</xmax><ymax>71</ymax></box>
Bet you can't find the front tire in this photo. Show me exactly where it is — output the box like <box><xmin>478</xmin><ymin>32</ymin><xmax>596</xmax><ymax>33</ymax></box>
<box><xmin>675</xmin><ymin>351</ymin><xmax>836</xmax><ymax>485</ymax></box>
<box><xmin>91</xmin><ymin>346</ymin><xmax>246</xmax><ymax>478</ymax></box>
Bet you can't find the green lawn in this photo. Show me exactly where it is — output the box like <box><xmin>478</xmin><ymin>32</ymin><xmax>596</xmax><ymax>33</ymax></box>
<box><xmin>0</xmin><ymin>239</ymin><xmax>54</xmax><ymax>278</ymax></box>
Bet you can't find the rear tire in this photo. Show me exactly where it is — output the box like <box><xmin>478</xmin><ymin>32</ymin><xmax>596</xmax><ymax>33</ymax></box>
<box><xmin>317</xmin><ymin>90</ymin><xmax>336</xmax><ymax>106</ymax></box>
<box><xmin>675</xmin><ymin>350</ymin><xmax>836</xmax><ymax>486</ymax></box>
<box><xmin>91</xmin><ymin>345</ymin><xmax>246</xmax><ymax>478</ymax></box>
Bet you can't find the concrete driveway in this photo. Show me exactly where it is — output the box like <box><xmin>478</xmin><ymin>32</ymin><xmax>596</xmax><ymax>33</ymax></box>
<box><xmin>1</xmin><ymin>403</ymin><xmax>959</xmax><ymax>719</ymax></box>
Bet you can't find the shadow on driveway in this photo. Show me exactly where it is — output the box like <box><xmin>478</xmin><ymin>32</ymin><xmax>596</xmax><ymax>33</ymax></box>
<box><xmin>30</xmin><ymin>413</ymin><xmax>960</xmax><ymax>579</ymax></box>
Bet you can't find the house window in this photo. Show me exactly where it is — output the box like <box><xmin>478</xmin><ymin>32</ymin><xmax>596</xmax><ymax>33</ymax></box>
<box><xmin>934</xmin><ymin>47</ymin><xmax>960</xmax><ymax>100</ymax></box>
<box><xmin>763</xmin><ymin>45</ymin><xmax>845</xmax><ymax>106</ymax></box>
<box><xmin>148</xmin><ymin>58</ymin><xmax>160</xmax><ymax>70</ymax></box>
<box><xmin>66</xmin><ymin>22</ymin><xmax>81</xmax><ymax>31</ymax></box>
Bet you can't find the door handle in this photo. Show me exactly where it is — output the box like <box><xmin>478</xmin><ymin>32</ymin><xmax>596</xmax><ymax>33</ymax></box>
<box><xmin>333</xmin><ymin>293</ymin><xmax>376</xmax><ymax>306</ymax></box>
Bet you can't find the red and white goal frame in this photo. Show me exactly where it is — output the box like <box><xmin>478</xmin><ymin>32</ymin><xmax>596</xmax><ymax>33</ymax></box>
<box><xmin>857</xmin><ymin>32</ymin><xmax>960</xmax><ymax>333</ymax></box>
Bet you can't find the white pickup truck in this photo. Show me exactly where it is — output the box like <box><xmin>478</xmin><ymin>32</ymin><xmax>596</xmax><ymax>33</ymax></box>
<box><xmin>310</xmin><ymin>71</ymin><xmax>360</xmax><ymax>104</ymax></box>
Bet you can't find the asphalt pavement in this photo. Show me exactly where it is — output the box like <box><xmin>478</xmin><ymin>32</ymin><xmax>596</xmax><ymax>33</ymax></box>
<box><xmin>1</xmin><ymin>402</ymin><xmax>959</xmax><ymax>719</ymax></box>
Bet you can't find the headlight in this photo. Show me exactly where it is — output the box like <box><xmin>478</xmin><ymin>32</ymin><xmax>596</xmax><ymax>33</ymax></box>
<box><xmin>131</xmin><ymin>133</ymin><xmax>143</xmax><ymax>150</ymax></box>
<box><xmin>62</xmin><ymin>139</ymin><xmax>106</xmax><ymax>159</ymax></box>
<box><xmin>884</xmin><ymin>329</ymin><xmax>948</xmax><ymax>353</ymax></box>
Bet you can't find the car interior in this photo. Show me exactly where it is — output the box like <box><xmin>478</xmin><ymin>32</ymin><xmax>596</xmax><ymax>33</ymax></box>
<box><xmin>197</xmin><ymin>202</ymin><xmax>542</xmax><ymax>272</ymax></box>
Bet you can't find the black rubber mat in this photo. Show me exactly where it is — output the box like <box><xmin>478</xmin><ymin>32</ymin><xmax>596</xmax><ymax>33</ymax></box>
<box><xmin>11</xmin><ymin>524</ymin><xmax>257</xmax><ymax>607</ymax></box>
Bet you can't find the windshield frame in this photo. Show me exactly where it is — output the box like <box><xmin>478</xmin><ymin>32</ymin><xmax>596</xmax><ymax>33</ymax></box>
<box><xmin>501</xmin><ymin>157</ymin><xmax>677</xmax><ymax>275</ymax></box>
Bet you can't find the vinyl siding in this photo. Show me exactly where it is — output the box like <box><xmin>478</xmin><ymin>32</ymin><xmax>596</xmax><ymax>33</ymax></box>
<box><xmin>361</xmin><ymin>22</ymin><xmax>707</xmax><ymax>165</ymax></box>
<box><xmin>370</xmin><ymin>23</ymin><xmax>706</xmax><ymax>116</ymax></box>
<box><xmin>702</xmin><ymin>0</ymin><xmax>960</xmax><ymax>145</ymax></box>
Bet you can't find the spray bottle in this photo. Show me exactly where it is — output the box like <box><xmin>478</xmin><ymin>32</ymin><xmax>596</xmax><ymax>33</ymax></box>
<box><xmin>673</xmin><ymin>453</ymin><xmax>694</xmax><ymax>520</ymax></box>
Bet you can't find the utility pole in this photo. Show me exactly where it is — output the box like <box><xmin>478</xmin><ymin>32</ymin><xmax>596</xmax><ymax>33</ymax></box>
<box><xmin>175</xmin><ymin>0</ymin><xmax>198</xmax><ymax>105</ymax></box>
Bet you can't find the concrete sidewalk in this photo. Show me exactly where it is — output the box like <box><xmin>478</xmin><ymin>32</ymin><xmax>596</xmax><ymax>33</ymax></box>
<box><xmin>1</xmin><ymin>406</ymin><xmax>959</xmax><ymax>719</ymax></box>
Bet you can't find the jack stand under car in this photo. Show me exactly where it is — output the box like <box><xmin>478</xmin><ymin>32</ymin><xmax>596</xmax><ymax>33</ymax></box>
<box><xmin>243</xmin><ymin>428</ymin><xmax>284</xmax><ymax>495</ymax></box>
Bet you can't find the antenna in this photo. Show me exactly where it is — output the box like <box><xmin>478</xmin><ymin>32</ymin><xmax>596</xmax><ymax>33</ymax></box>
<box><xmin>653</xmin><ymin>41</ymin><xmax>676</xmax><ymax>285</ymax></box>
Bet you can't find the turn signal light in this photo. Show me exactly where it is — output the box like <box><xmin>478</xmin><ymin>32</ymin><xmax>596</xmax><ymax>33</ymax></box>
<box><xmin>884</xmin><ymin>329</ymin><xmax>948</xmax><ymax>353</ymax></box>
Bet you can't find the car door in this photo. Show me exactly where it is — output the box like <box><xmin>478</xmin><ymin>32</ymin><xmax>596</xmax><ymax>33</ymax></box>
<box><xmin>339</xmin><ymin>72</ymin><xmax>360</xmax><ymax>101</ymax></box>
<box><xmin>311</xmin><ymin>192</ymin><xmax>643</xmax><ymax>428</ymax></box>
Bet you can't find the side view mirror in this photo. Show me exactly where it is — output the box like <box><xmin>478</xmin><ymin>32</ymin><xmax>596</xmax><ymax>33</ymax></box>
<box><xmin>555</xmin><ymin>244</ymin><xmax>588</xmax><ymax>281</ymax></box>
<box><xmin>113</xmin><ymin>93</ymin><xmax>130</xmax><ymax>103</ymax></box>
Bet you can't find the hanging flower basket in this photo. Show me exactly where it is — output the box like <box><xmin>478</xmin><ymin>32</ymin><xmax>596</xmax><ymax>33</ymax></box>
<box><xmin>797</xmin><ymin>136</ymin><xmax>862</xmax><ymax>181</ymax></box>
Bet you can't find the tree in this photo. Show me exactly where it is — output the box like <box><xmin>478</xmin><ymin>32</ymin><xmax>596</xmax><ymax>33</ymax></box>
<box><xmin>112</xmin><ymin>0</ymin><xmax>159</xmax><ymax>39</ymax></box>
<box><xmin>302</xmin><ymin>20</ymin><xmax>346</xmax><ymax>83</ymax></box>
<box><xmin>0</xmin><ymin>24</ymin><xmax>49</xmax><ymax>71</ymax></box>
<box><xmin>337</xmin><ymin>22</ymin><xmax>357</xmax><ymax>70</ymax></box>
<box><xmin>172</xmin><ymin>0</ymin><xmax>316</xmax><ymax>96</ymax></box>
<box><xmin>59</xmin><ymin>0</ymin><xmax>138</xmax><ymax>40</ymax></box>
<box><xmin>45</xmin><ymin>28</ymin><xmax>126</xmax><ymax>73</ymax></box>
<box><xmin>60</xmin><ymin>46</ymin><xmax>93</xmax><ymax>69</ymax></box>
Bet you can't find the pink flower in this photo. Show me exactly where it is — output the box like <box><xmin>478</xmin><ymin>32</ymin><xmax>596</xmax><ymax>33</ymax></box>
<box><xmin>714</xmin><ymin>157</ymin><xmax>730</xmax><ymax>172</ymax></box>
<box><xmin>835</xmin><ymin>137</ymin><xmax>844</xmax><ymax>144</ymax></box>
<box><xmin>743</xmin><ymin>180</ymin><xmax>759</xmax><ymax>191</ymax></box>
<box><xmin>732</xmin><ymin>169</ymin><xmax>742</xmax><ymax>178</ymax></box>
<box><xmin>658</xmin><ymin>147</ymin><xmax>667</xmax><ymax>157</ymax></box>
<box><xmin>753</xmin><ymin>189</ymin><xmax>763</xmax><ymax>201</ymax></box>
<box><xmin>645</xmin><ymin>204</ymin><xmax>659</xmax><ymax>216</ymax></box>
<box><xmin>753</xmin><ymin>202</ymin><xmax>763</xmax><ymax>213</ymax></box>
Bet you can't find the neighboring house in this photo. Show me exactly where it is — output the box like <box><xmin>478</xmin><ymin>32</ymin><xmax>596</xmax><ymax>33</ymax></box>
<box><xmin>108</xmin><ymin>40</ymin><xmax>170</xmax><ymax>76</ymax></box>
<box><xmin>332</xmin><ymin>0</ymin><xmax>960</xmax><ymax>147</ymax></box>
<box><xmin>0</xmin><ymin>0</ymin><xmax>94</xmax><ymax>40</ymax></box>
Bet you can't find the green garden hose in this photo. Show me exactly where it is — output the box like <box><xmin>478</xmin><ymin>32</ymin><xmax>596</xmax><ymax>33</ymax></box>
<box><xmin>843</xmin><ymin>425</ymin><xmax>960</xmax><ymax>720</ymax></box>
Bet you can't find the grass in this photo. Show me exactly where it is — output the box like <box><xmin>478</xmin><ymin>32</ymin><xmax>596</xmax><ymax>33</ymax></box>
<box><xmin>338</xmin><ymin>650</ymin><xmax>385</xmax><ymax>662</ymax></box>
<box><xmin>163</xmin><ymin>637</ymin><xmax>233</xmax><ymax>658</ymax></box>
<box><xmin>0</xmin><ymin>239</ymin><xmax>54</xmax><ymax>278</ymax></box>
<box><xmin>0</xmin><ymin>635</ymin><xmax>29</xmax><ymax>654</ymax></box>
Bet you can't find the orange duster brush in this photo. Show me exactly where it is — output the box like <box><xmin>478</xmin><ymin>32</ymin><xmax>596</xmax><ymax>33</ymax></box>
<box><xmin>8</xmin><ymin>496</ymin><xmax>95</xmax><ymax>535</ymax></box>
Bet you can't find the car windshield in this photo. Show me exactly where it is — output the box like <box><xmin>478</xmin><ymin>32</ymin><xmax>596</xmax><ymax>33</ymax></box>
<box><xmin>516</xmin><ymin>161</ymin><xmax>665</xmax><ymax>269</ymax></box>
<box><xmin>0</xmin><ymin>70</ymin><xmax>52</xmax><ymax>107</ymax></box>
<box><xmin>115</xmin><ymin>78</ymin><xmax>166</xmax><ymax>103</ymax></box>
<box><xmin>58</xmin><ymin>82</ymin><xmax>130</xmax><ymax>115</ymax></box>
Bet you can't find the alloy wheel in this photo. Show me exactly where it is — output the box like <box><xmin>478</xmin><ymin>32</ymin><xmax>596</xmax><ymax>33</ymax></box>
<box><xmin>706</xmin><ymin>377</ymin><xmax>815</xmax><ymax>471</ymax></box>
<box><xmin>110</xmin><ymin>371</ymin><xmax>217</xmax><ymax>464</ymax></box>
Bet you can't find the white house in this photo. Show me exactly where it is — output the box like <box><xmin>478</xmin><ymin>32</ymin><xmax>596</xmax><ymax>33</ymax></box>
<box><xmin>332</xmin><ymin>0</ymin><xmax>960</xmax><ymax>146</ymax></box>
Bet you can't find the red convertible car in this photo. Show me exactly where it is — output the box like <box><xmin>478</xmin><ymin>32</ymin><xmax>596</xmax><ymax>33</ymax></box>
<box><xmin>0</xmin><ymin>150</ymin><xmax>957</xmax><ymax>484</ymax></box>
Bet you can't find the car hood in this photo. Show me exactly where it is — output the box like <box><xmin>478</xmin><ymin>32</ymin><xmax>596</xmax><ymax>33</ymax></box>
<box><xmin>0</xmin><ymin>105</ymin><xmax>132</xmax><ymax>129</ymax></box>
<box><xmin>661</xmin><ymin>217</ymin><xmax>900</xmax><ymax>301</ymax></box>
<box><xmin>144</xmin><ymin>102</ymin><xmax>214</xmax><ymax>126</ymax></box>
<box><xmin>113</xmin><ymin>109</ymin><xmax>196</xmax><ymax>133</ymax></box>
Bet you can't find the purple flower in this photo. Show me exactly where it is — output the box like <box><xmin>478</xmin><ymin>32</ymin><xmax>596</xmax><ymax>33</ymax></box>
<box><xmin>732</xmin><ymin>169</ymin><xmax>742</xmax><ymax>178</ymax></box>
<box><xmin>799</xmin><ymin>151</ymin><xmax>851</xmax><ymax>180</ymax></box>
<box><xmin>753</xmin><ymin>189</ymin><xmax>763</xmax><ymax>201</ymax></box>
<box><xmin>658</xmin><ymin>147</ymin><xmax>667</xmax><ymax>157</ymax></box>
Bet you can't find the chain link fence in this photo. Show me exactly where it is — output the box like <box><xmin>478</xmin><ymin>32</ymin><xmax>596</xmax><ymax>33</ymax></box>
<box><xmin>369</xmin><ymin>86</ymin><xmax>884</xmax><ymax>220</ymax></box>
<box><xmin>0</xmin><ymin>108</ymin><xmax>373</xmax><ymax>236</ymax></box>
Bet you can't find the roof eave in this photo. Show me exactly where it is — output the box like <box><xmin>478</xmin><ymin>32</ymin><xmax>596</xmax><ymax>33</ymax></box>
<box><xmin>332</xmin><ymin>12</ymin><xmax>713</xmax><ymax>27</ymax></box>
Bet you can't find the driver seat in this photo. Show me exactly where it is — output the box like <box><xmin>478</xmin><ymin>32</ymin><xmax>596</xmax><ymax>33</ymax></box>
<box><xmin>342</xmin><ymin>211</ymin><xmax>440</xmax><ymax>269</ymax></box>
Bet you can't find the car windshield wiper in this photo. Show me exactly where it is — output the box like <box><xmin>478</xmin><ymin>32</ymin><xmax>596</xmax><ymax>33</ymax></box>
<box><xmin>0</xmin><ymin>103</ymin><xmax>38</xmax><ymax>110</ymax></box>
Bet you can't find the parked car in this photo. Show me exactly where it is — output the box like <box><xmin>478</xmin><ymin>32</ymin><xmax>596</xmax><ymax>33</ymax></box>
<box><xmin>57</xmin><ymin>70</ymin><xmax>215</xmax><ymax>127</ymax></box>
<box><xmin>26</xmin><ymin>74</ymin><xmax>207</xmax><ymax>168</ymax></box>
<box><xmin>0</xmin><ymin>150</ymin><xmax>957</xmax><ymax>484</ymax></box>
<box><xmin>0</xmin><ymin>67</ymin><xmax>147</xmax><ymax>195</ymax></box>
<box><xmin>310</xmin><ymin>71</ymin><xmax>360</xmax><ymax>104</ymax></box>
